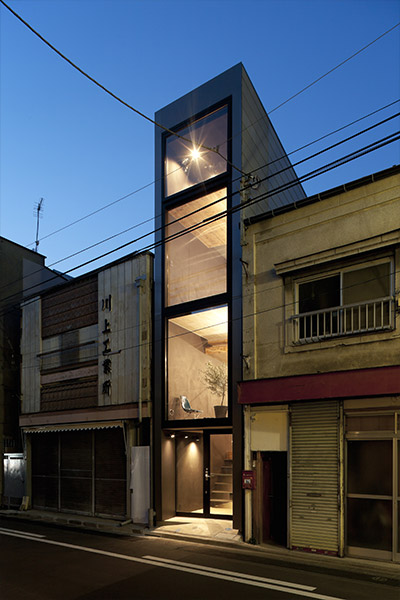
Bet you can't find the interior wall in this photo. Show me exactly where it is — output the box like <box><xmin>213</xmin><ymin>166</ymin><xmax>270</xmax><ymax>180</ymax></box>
<box><xmin>166</xmin><ymin>223</ymin><xmax>226</xmax><ymax>306</ymax></box>
<box><xmin>161</xmin><ymin>432</ymin><xmax>176</xmax><ymax>520</ymax></box>
<box><xmin>168</xmin><ymin>322</ymin><xmax>226</xmax><ymax>419</ymax></box>
<box><xmin>176</xmin><ymin>436</ymin><xmax>204</xmax><ymax>513</ymax></box>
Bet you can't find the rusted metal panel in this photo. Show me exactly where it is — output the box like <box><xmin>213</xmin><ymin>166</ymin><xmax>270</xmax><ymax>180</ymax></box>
<box><xmin>40</xmin><ymin>375</ymin><xmax>98</xmax><ymax>411</ymax></box>
<box><xmin>21</xmin><ymin>298</ymin><xmax>41</xmax><ymax>414</ymax></box>
<box><xmin>42</xmin><ymin>276</ymin><xmax>98</xmax><ymax>338</ymax></box>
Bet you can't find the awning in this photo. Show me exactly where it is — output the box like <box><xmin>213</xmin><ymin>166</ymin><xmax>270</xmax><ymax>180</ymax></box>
<box><xmin>22</xmin><ymin>420</ymin><xmax>124</xmax><ymax>434</ymax></box>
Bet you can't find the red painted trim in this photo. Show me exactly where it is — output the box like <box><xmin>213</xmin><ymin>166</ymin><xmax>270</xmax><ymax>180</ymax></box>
<box><xmin>238</xmin><ymin>366</ymin><xmax>400</xmax><ymax>404</ymax></box>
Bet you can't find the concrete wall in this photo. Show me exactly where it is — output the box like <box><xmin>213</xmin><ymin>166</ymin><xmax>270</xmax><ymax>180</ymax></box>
<box><xmin>242</xmin><ymin>171</ymin><xmax>400</xmax><ymax>380</ymax></box>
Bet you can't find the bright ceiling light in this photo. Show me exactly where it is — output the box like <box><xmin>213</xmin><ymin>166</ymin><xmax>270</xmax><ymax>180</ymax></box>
<box><xmin>190</xmin><ymin>147</ymin><xmax>201</xmax><ymax>161</ymax></box>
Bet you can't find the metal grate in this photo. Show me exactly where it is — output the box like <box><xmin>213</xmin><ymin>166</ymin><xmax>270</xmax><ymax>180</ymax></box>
<box><xmin>292</xmin><ymin>297</ymin><xmax>394</xmax><ymax>343</ymax></box>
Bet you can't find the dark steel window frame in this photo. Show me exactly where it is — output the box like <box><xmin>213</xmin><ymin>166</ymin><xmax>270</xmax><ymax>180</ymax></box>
<box><xmin>161</xmin><ymin>99</ymin><xmax>233</xmax><ymax>430</ymax></box>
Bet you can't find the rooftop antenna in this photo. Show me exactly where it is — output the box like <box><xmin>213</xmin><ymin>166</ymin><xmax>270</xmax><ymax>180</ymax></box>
<box><xmin>34</xmin><ymin>198</ymin><xmax>44</xmax><ymax>252</ymax></box>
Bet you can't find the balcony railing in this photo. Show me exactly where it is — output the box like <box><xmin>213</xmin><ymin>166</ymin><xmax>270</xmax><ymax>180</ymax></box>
<box><xmin>291</xmin><ymin>297</ymin><xmax>395</xmax><ymax>344</ymax></box>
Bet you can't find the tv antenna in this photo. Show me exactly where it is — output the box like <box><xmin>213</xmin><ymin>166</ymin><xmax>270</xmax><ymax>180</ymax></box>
<box><xmin>34</xmin><ymin>198</ymin><xmax>44</xmax><ymax>252</ymax></box>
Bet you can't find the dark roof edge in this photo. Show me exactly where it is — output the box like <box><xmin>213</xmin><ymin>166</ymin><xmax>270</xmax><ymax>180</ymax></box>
<box><xmin>0</xmin><ymin>236</ymin><xmax>46</xmax><ymax>260</ymax></box>
<box><xmin>27</xmin><ymin>249</ymin><xmax>154</xmax><ymax>302</ymax></box>
<box><xmin>244</xmin><ymin>164</ymin><xmax>400</xmax><ymax>227</ymax></box>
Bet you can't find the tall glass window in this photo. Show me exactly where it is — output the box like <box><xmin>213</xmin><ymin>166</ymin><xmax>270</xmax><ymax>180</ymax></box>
<box><xmin>165</xmin><ymin>189</ymin><xmax>227</xmax><ymax>306</ymax></box>
<box><xmin>167</xmin><ymin>306</ymin><xmax>228</xmax><ymax>421</ymax></box>
<box><xmin>165</xmin><ymin>106</ymin><xmax>228</xmax><ymax>197</ymax></box>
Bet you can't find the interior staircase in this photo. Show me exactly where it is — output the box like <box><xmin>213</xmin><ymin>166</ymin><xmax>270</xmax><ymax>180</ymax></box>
<box><xmin>210</xmin><ymin>455</ymin><xmax>232</xmax><ymax>510</ymax></box>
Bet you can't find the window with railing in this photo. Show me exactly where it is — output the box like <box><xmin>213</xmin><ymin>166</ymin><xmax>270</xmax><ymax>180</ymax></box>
<box><xmin>291</xmin><ymin>260</ymin><xmax>395</xmax><ymax>343</ymax></box>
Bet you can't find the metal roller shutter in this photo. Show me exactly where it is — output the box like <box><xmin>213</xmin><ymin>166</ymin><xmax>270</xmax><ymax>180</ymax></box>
<box><xmin>290</xmin><ymin>400</ymin><xmax>339</xmax><ymax>554</ymax></box>
<box><xmin>95</xmin><ymin>428</ymin><xmax>127</xmax><ymax>518</ymax></box>
<box><xmin>32</xmin><ymin>432</ymin><xmax>58</xmax><ymax>510</ymax></box>
<box><xmin>30</xmin><ymin>424</ymin><xmax>127</xmax><ymax>518</ymax></box>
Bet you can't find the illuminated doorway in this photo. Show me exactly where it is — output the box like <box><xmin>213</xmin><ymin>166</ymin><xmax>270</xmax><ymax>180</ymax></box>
<box><xmin>176</xmin><ymin>431</ymin><xmax>232</xmax><ymax>518</ymax></box>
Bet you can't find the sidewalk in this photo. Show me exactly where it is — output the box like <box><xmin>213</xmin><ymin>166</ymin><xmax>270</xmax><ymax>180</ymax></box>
<box><xmin>1</xmin><ymin>508</ymin><xmax>399</xmax><ymax>585</ymax></box>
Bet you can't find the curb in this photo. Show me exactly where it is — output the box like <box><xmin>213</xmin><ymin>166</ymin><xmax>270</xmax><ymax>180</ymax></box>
<box><xmin>146</xmin><ymin>529</ymin><xmax>400</xmax><ymax>587</ymax></box>
<box><xmin>2</xmin><ymin>510</ymin><xmax>400</xmax><ymax>587</ymax></box>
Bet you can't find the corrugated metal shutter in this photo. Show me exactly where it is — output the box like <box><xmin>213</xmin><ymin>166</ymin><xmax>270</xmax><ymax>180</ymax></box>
<box><xmin>95</xmin><ymin>429</ymin><xmax>126</xmax><ymax>518</ymax></box>
<box><xmin>290</xmin><ymin>400</ymin><xmax>339</xmax><ymax>554</ymax></box>
<box><xmin>60</xmin><ymin>431</ymin><xmax>92</xmax><ymax>514</ymax></box>
<box><xmin>30</xmin><ymin>425</ymin><xmax>126</xmax><ymax>518</ymax></box>
<box><xmin>32</xmin><ymin>433</ymin><xmax>58</xmax><ymax>510</ymax></box>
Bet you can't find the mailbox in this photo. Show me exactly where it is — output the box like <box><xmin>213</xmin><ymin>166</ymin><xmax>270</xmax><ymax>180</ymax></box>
<box><xmin>242</xmin><ymin>470</ymin><xmax>256</xmax><ymax>489</ymax></box>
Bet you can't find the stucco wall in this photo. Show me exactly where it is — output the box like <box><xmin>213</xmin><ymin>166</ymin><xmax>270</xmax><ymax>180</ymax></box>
<box><xmin>242</xmin><ymin>171</ymin><xmax>400</xmax><ymax>380</ymax></box>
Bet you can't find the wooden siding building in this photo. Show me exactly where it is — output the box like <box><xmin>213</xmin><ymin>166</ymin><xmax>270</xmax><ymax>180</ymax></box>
<box><xmin>20</xmin><ymin>251</ymin><xmax>153</xmax><ymax>522</ymax></box>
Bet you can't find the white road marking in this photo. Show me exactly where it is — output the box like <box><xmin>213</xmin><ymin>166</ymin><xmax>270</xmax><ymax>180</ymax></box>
<box><xmin>0</xmin><ymin>529</ymin><xmax>347</xmax><ymax>600</ymax></box>
<box><xmin>0</xmin><ymin>526</ymin><xmax>46</xmax><ymax>538</ymax></box>
<box><xmin>143</xmin><ymin>555</ymin><xmax>316</xmax><ymax>591</ymax></box>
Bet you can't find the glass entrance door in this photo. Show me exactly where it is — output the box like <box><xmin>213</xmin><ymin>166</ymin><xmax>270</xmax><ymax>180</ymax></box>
<box><xmin>208</xmin><ymin>433</ymin><xmax>233</xmax><ymax>516</ymax></box>
<box><xmin>176</xmin><ymin>431</ymin><xmax>232</xmax><ymax>518</ymax></box>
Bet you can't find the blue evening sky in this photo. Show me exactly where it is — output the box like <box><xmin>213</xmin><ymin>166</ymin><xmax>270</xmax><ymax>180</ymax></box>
<box><xmin>0</xmin><ymin>0</ymin><xmax>399</xmax><ymax>276</ymax></box>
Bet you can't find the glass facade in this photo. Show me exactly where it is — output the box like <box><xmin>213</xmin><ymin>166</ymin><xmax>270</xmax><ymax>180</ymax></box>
<box><xmin>165</xmin><ymin>190</ymin><xmax>227</xmax><ymax>306</ymax></box>
<box><xmin>167</xmin><ymin>306</ymin><xmax>228</xmax><ymax>421</ymax></box>
<box><xmin>164</xmin><ymin>106</ymin><xmax>228</xmax><ymax>197</ymax></box>
<box><xmin>164</xmin><ymin>104</ymin><xmax>229</xmax><ymax>424</ymax></box>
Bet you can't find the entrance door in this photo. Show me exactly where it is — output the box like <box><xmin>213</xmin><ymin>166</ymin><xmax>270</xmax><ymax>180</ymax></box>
<box><xmin>262</xmin><ymin>452</ymin><xmax>287</xmax><ymax>545</ymax></box>
<box><xmin>176</xmin><ymin>431</ymin><xmax>232</xmax><ymax>518</ymax></box>
<box><xmin>207</xmin><ymin>432</ymin><xmax>233</xmax><ymax>517</ymax></box>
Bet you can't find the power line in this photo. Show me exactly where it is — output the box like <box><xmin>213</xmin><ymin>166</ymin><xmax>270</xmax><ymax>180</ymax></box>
<box><xmin>25</xmin><ymin>98</ymin><xmax>400</xmax><ymax>249</ymax></box>
<box><xmin>1</xmin><ymin>132</ymin><xmax>398</xmax><ymax>316</ymax></box>
<box><xmin>268</xmin><ymin>22</ymin><xmax>400</xmax><ymax>114</ymax></box>
<box><xmin>7</xmin><ymin>108</ymin><xmax>399</xmax><ymax>301</ymax></box>
<box><xmin>3</xmin><ymin>0</ymin><xmax>397</xmax><ymax>251</ymax></box>
<box><xmin>2</xmin><ymin>0</ymin><xmax>398</xmax><ymax>180</ymax></box>
<box><xmin>0</xmin><ymin>0</ymin><xmax>244</xmax><ymax>176</ymax></box>
<box><xmin>19</xmin><ymin>262</ymin><xmax>400</xmax><ymax>366</ymax></box>
<box><xmin>30</xmin><ymin>112</ymin><xmax>400</xmax><ymax>273</ymax></box>
<box><xmin>1</xmin><ymin>126</ymin><xmax>399</xmax><ymax>308</ymax></box>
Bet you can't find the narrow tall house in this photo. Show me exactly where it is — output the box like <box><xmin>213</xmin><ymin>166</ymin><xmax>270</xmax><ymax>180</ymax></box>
<box><xmin>153</xmin><ymin>63</ymin><xmax>305</xmax><ymax>530</ymax></box>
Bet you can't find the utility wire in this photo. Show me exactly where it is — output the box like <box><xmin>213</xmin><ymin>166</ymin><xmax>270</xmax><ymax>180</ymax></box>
<box><xmin>25</xmin><ymin>98</ymin><xmax>400</xmax><ymax>249</ymax></box>
<box><xmin>4</xmin><ymin>113</ymin><xmax>399</xmax><ymax>300</ymax></box>
<box><xmin>0</xmin><ymin>0</ymin><xmax>245</xmax><ymax>175</ymax></box>
<box><xmin>3</xmin><ymin>0</ymin><xmax>397</xmax><ymax>247</ymax></box>
<box><xmin>19</xmin><ymin>262</ymin><xmax>400</xmax><ymax>365</ymax></box>
<box><xmin>268</xmin><ymin>22</ymin><xmax>400</xmax><ymax>114</ymax></box>
<box><xmin>32</xmin><ymin>110</ymin><xmax>400</xmax><ymax>270</ymax></box>
<box><xmin>36</xmin><ymin>113</ymin><xmax>400</xmax><ymax>268</ymax></box>
<box><xmin>2</xmin><ymin>0</ymin><xmax>398</xmax><ymax>176</ymax></box>
<box><xmin>1</xmin><ymin>131</ymin><xmax>398</xmax><ymax>315</ymax></box>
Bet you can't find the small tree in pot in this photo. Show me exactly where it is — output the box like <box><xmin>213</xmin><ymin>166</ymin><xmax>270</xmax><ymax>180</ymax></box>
<box><xmin>203</xmin><ymin>361</ymin><xmax>228</xmax><ymax>418</ymax></box>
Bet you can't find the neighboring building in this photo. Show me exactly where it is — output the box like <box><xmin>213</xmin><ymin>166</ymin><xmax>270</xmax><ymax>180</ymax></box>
<box><xmin>0</xmin><ymin>237</ymin><xmax>66</xmax><ymax>507</ymax></box>
<box><xmin>153</xmin><ymin>63</ymin><xmax>305</xmax><ymax>531</ymax></box>
<box><xmin>239</xmin><ymin>165</ymin><xmax>400</xmax><ymax>562</ymax></box>
<box><xmin>19</xmin><ymin>252</ymin><xmax>153</xmax><ymax>522</ymax></box>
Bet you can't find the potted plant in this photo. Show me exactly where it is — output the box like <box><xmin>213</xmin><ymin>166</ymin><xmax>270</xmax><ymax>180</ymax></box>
<box><xmin>203</xmin><ymin>361</ymin><xmax>228</xmax><ymax>418</ymax></box>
